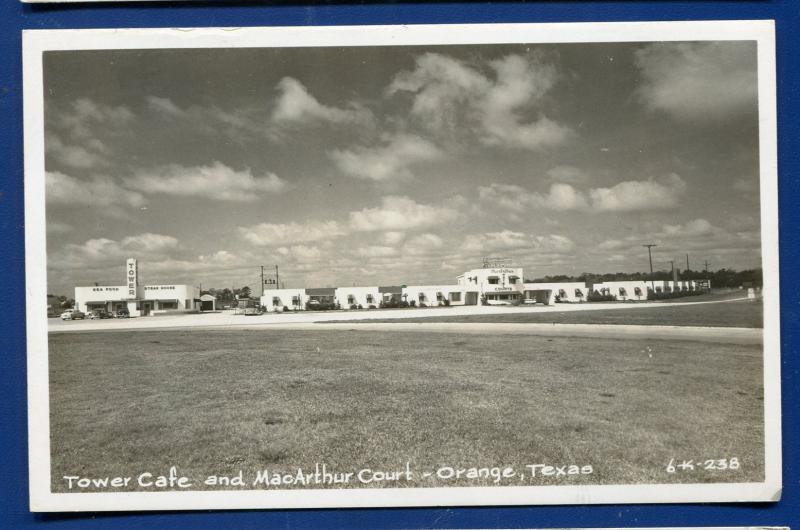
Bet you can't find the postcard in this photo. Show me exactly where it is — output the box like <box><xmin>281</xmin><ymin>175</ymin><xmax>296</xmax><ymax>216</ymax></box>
<box><xmin>23</xmin><ymin>20</ymin><xmax>781</xmax><ymax>511</ymax></box>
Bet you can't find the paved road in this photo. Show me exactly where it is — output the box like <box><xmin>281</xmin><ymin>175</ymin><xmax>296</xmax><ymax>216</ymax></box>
<box><xmin>47</xmin><ymin>295</ymin><xmax>756</xmax><ymax>335</ymax></box>
<box><xmin>222</xmin><ymin>322</ymin><xmax>763</xmax><ymax>345</ymax></box>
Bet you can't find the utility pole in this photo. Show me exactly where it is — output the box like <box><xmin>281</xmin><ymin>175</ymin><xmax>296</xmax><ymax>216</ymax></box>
<box><xmin>261</xmin><ymin>266</ymin><xmax>265</xmax><ymax>297</ymax></box>
<box><xmin>668</xmin><ymin>259</ymin><xmax>677</xmax><ymax>288</ymax></box>
<box><xmin>275</xmin><ymin>265</ymin><xmax>280</xmax><ymax>290</ymax></box>
<box><xmin>643</xmin><ymin>244</ymin><xmax>657</xmax><ymax>291</ymax></box>
<box><xmin>686</xmin><ymin>253</ymin><xmax>690</xmax><ymax>272</ymax></box>
<box><xmin>704</xmin><ymin>260</ymin><xmax>709</xmax><ymax>274</ymax></box>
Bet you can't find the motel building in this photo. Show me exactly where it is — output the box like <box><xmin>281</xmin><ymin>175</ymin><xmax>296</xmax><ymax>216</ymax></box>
<box><xmin>260</xmin><ymin>260</ymin><xmax>706</xmax><ymax>312</ymax></box>
<box><xmin>74</xmin><ymin>258</ymin><xmax>201</xmax><ymax>317</ymax></box>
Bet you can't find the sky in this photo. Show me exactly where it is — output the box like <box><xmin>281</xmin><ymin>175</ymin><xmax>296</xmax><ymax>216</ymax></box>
<box><xmin>43</xmin><ymin>41</ymin><xmax>763</xmax><ymax>295</ymax></box>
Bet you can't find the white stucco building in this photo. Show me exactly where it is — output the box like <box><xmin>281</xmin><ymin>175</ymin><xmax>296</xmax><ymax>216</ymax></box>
<box><xmin>74</xmin><ymin>259</ymin><xmax>200</xmax><ymax>317</ymax></box>
<box><xmin>260</xmin><ymin>262</ymin><xmax>707</xmax><ymax>311</ymax></box>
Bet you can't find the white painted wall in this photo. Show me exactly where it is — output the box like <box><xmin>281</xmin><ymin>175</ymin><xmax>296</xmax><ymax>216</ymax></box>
<box><xmin>143</xmin><ymin>285</ymin><xmax>199</xmax><ymax>311</ymax></box>
<box><xmin>261</xmin><ymin>288</ymin><xmax>308</xmax><ymax>312</ymax></box>
<box><xmin>74</xmin><ymin>285</ymin><xmax>128</xmax><ymax>313</ymax></box>
<box><xmin>402</xmin><ymin>284</ymin><xmax>466</xmax><ymax>306</ymax></box>
<box><xmin>335</xmin><ymin>286</ymin><xmax>381</xmax><ymax>309</ymax></box>
<box><xmin>522</xmin><ymin>282</ymin><xmax>587</xmax><ymax>304</ymax></box>
<box><xmin>593</xmin><ymin>281</ymin><xmax>649</xmax><ymax>301</ymax></box>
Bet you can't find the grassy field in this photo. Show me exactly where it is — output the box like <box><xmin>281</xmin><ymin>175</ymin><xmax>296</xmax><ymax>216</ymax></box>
<box><xmin>48</xmin><ymin>328</ymin><xmax>764</xmax><ymax>492</ymax></box>
<box><xmin>336</xmin><ymin>296</ymin><xmax>763</xmax><ymax>328</ymax></box>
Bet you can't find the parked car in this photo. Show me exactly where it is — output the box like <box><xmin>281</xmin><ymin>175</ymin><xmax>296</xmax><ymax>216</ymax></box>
<box><xmin>89</xmin><ymin>309</ymin><xmax>111</xmax><ymax>320</ymax></box>
<box><xmin>60</xmin><ymin>309</ymin><xmax>85</xmax><ymax>320</ymax></box>
<box><xmin>115</xmin><ymin>308</ymin><xmax>130</xmax><ymax>318</ymax></box>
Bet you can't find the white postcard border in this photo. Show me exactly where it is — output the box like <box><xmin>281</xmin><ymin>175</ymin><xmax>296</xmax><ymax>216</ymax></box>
<box><xmin>23</xmin><ymin>20</ymin><xmax>781</xmax><ymax>512</ymax></box>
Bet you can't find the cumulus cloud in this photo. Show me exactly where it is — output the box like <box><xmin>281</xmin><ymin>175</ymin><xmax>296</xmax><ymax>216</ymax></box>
<box><xmin>46</xmin><ymin>133</ymin><xmax>108</xmax><ymax>170</ymax></box>
<box><xmin>276</xmin><ymin>245</ymin><xmax>323</xmax><ymax>261</ymax></box>
<box><xmin>593</xmin><ymin>218</ymin><xmax>759</xmax><ymax>260</ymax></box>
<box><xmin>403</xmin><ymin>233</ymin><xmax>444</xmax><ymax>256</ymax></box>
<box><xmin>330</xmin><ymin>133</ymin><xmax>443</xmax><ymax>181</ymax></box>
<box><xmin>380</xmin><ymin>231</ymin><xmax>405</xmax><ymax>245</ymax></box>
<box><xmin>272</xmin><ymin>77</ymin><xmax>373</xmax><ymax>127</ymax></box>
<box><xmin>45</xmin><ymin>99</ymin><xmax>133</xmax><ymax>171</ymax></box>
<box><xmin>589</xmin><ymin>173</ymin><xmax>687</xmax><ymax>212</ymax></box>
<box><xmin>197</xmin><ymin>250</ymin><xmax>240</xmax><ymax>266</ymax></box>
<box><xmin>125</xmin><ymin>161</ymin><xmax>286</xmax><ymax>202</ymax></box>
<box><xmin>349</xmin><ymin>196</ymin><xmax>460</xmax><ymax>232</ymax></box>
<box><xmin>388</xmin><ymin>52</ymin><xmax>571</xmax><ymax>150</ymax></box>
<box><xmin>661</xmin><ymin>218</ymin><xmax>715</xmax><ymax>237</ymax></box>
<box><xmin>51</xmin><ymin>232</ymin><xmax>179</xmax><ymax>270</ymax></box>
<box><xmin>146</xmin><ymin>96</ymin><xmax>266</xmax><ymax>142</ymax></box>
<box><xmin>146</xmin><ymin>96</ymin><xmax>186</xmax><ymax>117</ymax></box>
<box><xmin>634</xmin><ymin>42</ymin><xmax>758</xmax><ymax>121</ymax></box>
<box><xmin>478</xmin><ymin>182</ymin><xmax>588</xmax><ymax>212</ymax></box>
<box><xmin>463</xmin><ymin>230</ymin><xmax>575</xmax><ymax>253</ymax></box>
<box><xmin>52</xmin><ymin>98</ymin><xmax>135</xmax><ymax>142</ymax></box>
<box><xmin>46</xmin><ymin>171</ymin><xmax>145</xmax><ymax>209</ymax></box>
<box><xmin>480</xmin><ymin>174</ymin><xmax>687</xmax><ymax>214</ymax></box>
<box><xmin>356</xmin><ymin>245</ymin><xmax>399</xmax><ymax>258</ymax></box>
<box><xmin>239</xmin><ymin>220</ymin><xmax>347</xmax><ymax>247</ymax></box>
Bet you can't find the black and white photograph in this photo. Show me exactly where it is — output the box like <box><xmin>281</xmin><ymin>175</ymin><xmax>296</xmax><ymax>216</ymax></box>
<box><xmin>23</xmin><ymin>21</ymin><xmax>781</xmax><ymax>511</ymax></box>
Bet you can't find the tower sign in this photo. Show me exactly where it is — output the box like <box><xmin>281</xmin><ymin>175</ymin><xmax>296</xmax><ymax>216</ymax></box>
<box><xmin>126</xmin><ymin>258</ymin><xmax>138</xmax><ymax>299</ymax></box>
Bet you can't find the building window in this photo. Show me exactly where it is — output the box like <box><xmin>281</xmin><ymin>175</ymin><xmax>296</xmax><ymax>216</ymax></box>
<box><xmin>619</xmin><ymin>287</ymin><xmax>627</xmax><ymax>296</ymax></box>
<box><xmin>656</xmin><ymin>286</ymin><xmax>663</xmax><ymax>293</ymax></box>
<box><xmin>347</xmin><ymin>295</ymin><xmax>355</xmax><ymax>305</ymax></box>
<box><xmin>575</xmin><ymin>289</ymin><xmax>584</xmax><ymax>297</ymax></box>
<box><xmin>160</xmin><ymin>301</ymin><xmax>178</xmax><ymax>310</ymax></box>
<box><xmin>634</xmin><ymin>287</ymin><xmax>642</xmax><ymax>296</ymax></box>
<box><xmin>418</xmin><ymin>292</ymin><xmax>426</xmax><ymax>302</ymax></box>
<box><xmin>272</xmin><ymin>297</ymin><xmax>281</xmax><ymax>306</ymax></box>
<box><xmin>366</xmin><ymin>294</ymin><xmax>374</xmax><ymax>304</ymax></box>
<box><xmin>488</xmin><ymin>276</ymin><xmax>499</xmax><ymax>284</ymax></box>
<box><xmin>558</xmin><ymin>289</ymin><xmax>567</xmax><ymax>298</ymax></box>
<box><xmin>436</xmin><ymin>292</ymin><xmax>444</xmax><ymax>301</ymax></box>
<box><xmin>450</xmin><ymin>292</ymin><xmax>461</xmax><ymax>302</ymax></box>
<box><xmin>508</xmin><ymin>276</ymin><xmax>519</xmax><ymax>284</ymax></box>
<box><xmin>292</xmin><ymin>296</ymin><xmax>300</xmax><ymax>306</ymax></box>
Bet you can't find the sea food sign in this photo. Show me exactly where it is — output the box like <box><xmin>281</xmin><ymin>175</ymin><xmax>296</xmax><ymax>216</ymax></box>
<box><xmin>126</xmin><ymin>258</ymin><xmax>138</xmax><ymax>299</ymax></box>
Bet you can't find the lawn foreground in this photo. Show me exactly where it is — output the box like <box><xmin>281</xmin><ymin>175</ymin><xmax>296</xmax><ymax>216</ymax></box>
<box><xmin>48</xmin><ymin>328</ymin><xmax>764</xmax><ymax>492</ymax></box>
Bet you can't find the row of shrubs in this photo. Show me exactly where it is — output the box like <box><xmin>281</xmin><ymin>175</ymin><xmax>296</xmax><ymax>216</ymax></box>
<box><xmin>265</xmin><ymin>288</ymin><xmax>706</xmax><ymax>312</ymax></box>
<box><xmin>647</xmin><ymin>289</ymin><xmax>705</xmax><ymax>300</ymax></box>
<box><xmin>266</xmin><ymin>299</ymin><xmax>454</xmax><ymax>312</ymax></box>
<box><xmin>578</xmin><ymin>288</ymin><xmax>706</xmax><ymax>303</ymax></box>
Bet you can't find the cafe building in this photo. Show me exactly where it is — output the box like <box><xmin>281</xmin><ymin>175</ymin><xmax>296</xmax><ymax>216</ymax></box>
<box><xmin>74</xmin><ymin>258</ymin><xmax>200</xmax><ymax>317</ymax></box>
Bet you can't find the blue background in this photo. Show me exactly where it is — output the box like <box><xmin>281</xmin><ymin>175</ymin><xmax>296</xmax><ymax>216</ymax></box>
<box><xmin>1</xmin><ymin>1</ymin><xmax>797</xmax><ymax>528</ymax></box>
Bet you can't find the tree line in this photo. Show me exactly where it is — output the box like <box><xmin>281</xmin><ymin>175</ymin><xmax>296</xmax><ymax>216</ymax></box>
<box><xmin>527</xmin><ymin>267</ymin><xmax>763</xmax><ymax>288</ymax></box>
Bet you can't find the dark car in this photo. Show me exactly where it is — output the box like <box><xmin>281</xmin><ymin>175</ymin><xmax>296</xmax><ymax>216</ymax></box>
<box><xmin>89</xmin><ymin>309</ymin><xmax>112</xmax><ymax>320</ymax></box>
<box><xmin>115</xmin><ymin>308</ymin><xmax>130</xmax><ymax>318</ymax></box>
<box><xmin>60</xmin><ymin>309</ymin><xmax>85</xmax><ymax>320</ymax></box>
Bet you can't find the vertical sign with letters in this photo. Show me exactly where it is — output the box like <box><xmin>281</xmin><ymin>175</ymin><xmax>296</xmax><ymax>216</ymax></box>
<box><xmin>126</xmin><ymin>258</ymin><xmax>138</xmax><ymax>299</ymax></box>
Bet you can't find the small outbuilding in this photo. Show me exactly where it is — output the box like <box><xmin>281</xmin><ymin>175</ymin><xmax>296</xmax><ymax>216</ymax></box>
<box><xmin>199</xmin><ymin>293</ymin><xmax>217</xmax><ymax>311</ymax></box>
